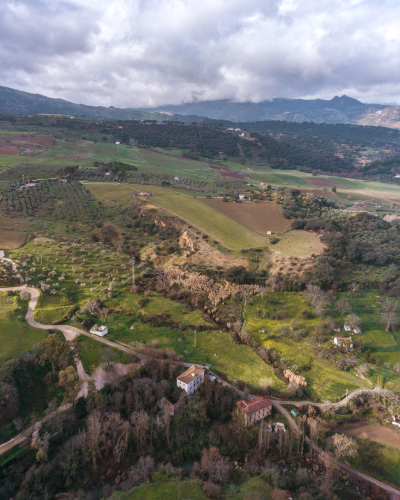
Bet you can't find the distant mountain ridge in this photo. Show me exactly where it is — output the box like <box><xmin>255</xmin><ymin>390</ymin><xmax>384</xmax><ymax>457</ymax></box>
<box><xmin>140</xmin><ymin>95</ymin><xmax>376</xmax><ymax>123</ymax></box>
<box><xmin>0</xmin><ymin>86</ymin><xmax>189</xmax><ymax>122</ymax></box>
<box><xmin>1</xmin><ymin>85</ymin><xmax>400</xmax><ymax>128</ymax></box>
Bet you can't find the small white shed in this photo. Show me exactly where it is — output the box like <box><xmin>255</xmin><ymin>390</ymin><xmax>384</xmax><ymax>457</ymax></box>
<box><xmin>90</xmin><ymin>325</ymin><xmax>108</xmax><ymax>337</ymax></box>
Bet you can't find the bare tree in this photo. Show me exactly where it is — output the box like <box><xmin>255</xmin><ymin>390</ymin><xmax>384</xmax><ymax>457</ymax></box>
<box><xmin>335</xmin><ymin>298</ymin><xmax>351</xmax><ymax>316</ymax></box>
<box><xmin>381</xmin><ymin>311</ymin><xmax>400</xmax><ymax>331</ymax></box>
<box><xmin>345</xmin><ymin>313</ymin><xmax>362</xmax><ymax>329</ymax></box>
<box><xmin>381</xmin><ymin>298</ymin><xmax>399</xmax><ymax>313</ymax></box>
<box><xmin>86</xmin><ymin>300</ymin><xmax>101</xmax><ymax>316</ymax></box>
<box><xmin>332</xmin><ymin>434</ymin><xmax>358</xmax><ymax>458</ymax></box>
<box><xmin>130</xmin><ymin>409</ymin><xmax>150</xmax><ymax>454</ymax></box>
<box><xmin>394</xmin><ymin>363</ymin><xmax>400</xmax><ymax>375</ymax></box>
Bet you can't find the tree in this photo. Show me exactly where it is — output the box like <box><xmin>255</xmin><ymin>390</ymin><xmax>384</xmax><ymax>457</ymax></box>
<box><xmin>332</xmin><ymin>434</ymin><xmax>358</xmax><ymax>458</ymax></box>
<box><xmin>19</xmin><ymin>290</ymin><xmax>30</xmax><ymax>301</ymax></box>
<box><xmin>381</xmin><ymin>311</ymin><xmax>399</xmax><ymax>331</ymax></box>
<box><xmin>100</xmin><ymin>347</ymin><xmax>118</xmax><ymax>371</ymax></box>
<box><xmin>345</xmin><ymin>313</ymin><xmax>361</xmax><ymax>329</ymax></box>
<box><xmin>130</xmin><ymin>409</ymin><xmax>150</xmax><ymax>454</ymax></box>
<box><xmin>39</xmin><ymin>333</ymin><xmax>72</xmax><ymax>373</ymax></box>
<box><xmin>335</xmin><ymin>298</ymin><xmax>351</xmax><ymax>316</ymax></box>
<box><xmin>58</xmin><ymin>366</ymin><xmax>82</xmax><ymax>403</ymax></box>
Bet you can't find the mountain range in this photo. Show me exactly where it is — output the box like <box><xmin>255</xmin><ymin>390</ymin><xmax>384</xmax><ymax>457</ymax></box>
<box><xmin>1</xmin><ymin>85</ymin><xmax>400</xmax><ymax>128</ymax></box>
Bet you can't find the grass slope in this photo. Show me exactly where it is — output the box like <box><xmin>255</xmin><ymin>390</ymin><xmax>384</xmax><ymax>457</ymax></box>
<box><xmin>0</xmin><ymin>291</ymin><xmax>47</xmax><ymax>365</ymax></box>
<box><xmin>108</xmin><ymin>481</ymin><xmax>207</xmax><ymax>500</ymax></box>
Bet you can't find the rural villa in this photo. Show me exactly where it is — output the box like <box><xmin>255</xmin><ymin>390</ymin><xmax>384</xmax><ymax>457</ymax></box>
<box><xmin>90</xmin><ymin>325</ymin><xmax>108</xmax><ymax>337</ymax></box>
<box><xmin>236</xmin><ymin>397</ymin><xmax>273</xmax><ymax>426</ymax></box>
<box><xmin>334</xmin><ymin>336</ymin><xmax>353</xmax><ymax>352</ymax></box>
<box><xmin>176</xmin><ymin>365</ymin><xmax>205</xmax><ymax>395</ymax></box>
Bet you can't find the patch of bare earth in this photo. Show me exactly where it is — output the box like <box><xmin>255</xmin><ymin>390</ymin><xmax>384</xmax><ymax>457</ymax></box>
<box><xmin>178</xmin><ymin>228</ymin><xmax>249</xmax><ymax>269</ymax></box>
<box><xmin>338</xmin><ymin>424</ymin><xmax>400</xmax><ymax>451</ymax></box>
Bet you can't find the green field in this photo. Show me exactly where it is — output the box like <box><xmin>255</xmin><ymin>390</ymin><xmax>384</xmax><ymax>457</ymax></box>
<box><xmin>347</xmin><ymin>438</ymin><xmax>400</xmax><ymax>488</ymax></box>
<box><xmin>108</xmin><ymin>481</ymin><xmax>207</xmax><ymax>500</ymax></box>
<box><xmin>272</xmin><ymin>230</ymin><xmax>325</xmax><ymax>257</ymax></box>
<box><xmin>88</xmin><ymin>183</ymin><xmax>267</xmax><ymax>250</ymax></box>
<box><xmin>92</xmin><ymin>293</ymin><xmax>286</xmax><ymax>391</ymax></box>
<box><xmin>274</xmin><ymin>174</ymin><xmax>313</xmax><ymax>187</ymax></box>
<box><xmin>140</xmin><ymin>149</ymin><xmax>217</xmax><ymax>179</ymax></box>
<box><xmin>243</xmin><ymin>292</ymin><xmax>371</xmax><ymax>400</ymax></box>
<box><xmin>77</xmin><ymin>335</ymin><xmax>132</xmax><ymax>374</ymax></box>
<box><xmin>0</xmin><ymin>291</ymin><xmax>47</xmax><ymax>365</ymax></box>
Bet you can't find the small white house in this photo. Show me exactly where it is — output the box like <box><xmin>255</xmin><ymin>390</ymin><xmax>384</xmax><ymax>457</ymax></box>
<box><xmin>238</xmin><ymin>194</ymin><xmax>245</xmax><ymax>200</ymax></box>
<box><xmin>90</xmin><ymin>325</ymin><xmax>108</xmax><ymax>337</ymax></box>
<box><xmin>353</xmin><ymin>327</ymin><xmax>362</xmax><ymax>334</ymax></box>
<box><xmin>105</xmin><ymin>172</ymin><xmax>111</xmax><ymax>176</ymax></box>
<box><xmin>344</xmin><ymin>324</ymin><xmax>352</xmax><ymax>332</ymax></box>
<box><xmin>174</xmin><ymin>176</ymin><xmax>179</xmax><ymax>181</ymax></box>
<box><xmin>393</xmin><ymin>415</ymin><xmax>400</xmax><ymax>427</ymax></box>
<box><xmin>176</xmin><ymin>365</ymin><xmax>205</xmax><ymax>395</ymax></box>
<box><xmin>115</xmin><ymin>141</ymin><xmax>120</xmax><ymax>145</ymax></box>
<box><xmin>267</xmin><ymin>231</ymin><xmax>272</xmax><ymax>235</ymax></box>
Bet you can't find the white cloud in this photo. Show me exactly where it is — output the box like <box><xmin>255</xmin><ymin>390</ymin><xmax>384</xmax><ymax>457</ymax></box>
<box><xmin>1</xmin><ymin>0</ymin><xmax>400</xmax><ymax>107</ymax></box>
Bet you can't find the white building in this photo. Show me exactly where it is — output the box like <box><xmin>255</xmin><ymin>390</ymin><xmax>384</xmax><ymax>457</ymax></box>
<box><xmin>393</xmin><ymin>415</ymin><xmax>400</xmax><ymax>427</ymax></box>
<box><xmin>353</xmin><ymin>327</ymin><xmax>362</xmax><ymax>334</ymax></box>
<box><xmin>90</xmin><ymin>325</ymin><xmax>108</xmax><ymax>337</ymax></box>
<box><xmin>115</xmin><ymin>141</ymin><xmax>120</xmax><ymax>144</ymax></box>
<box><xmin>334</xmin><ymin>336</ymin><xmax>353</xmax><ymax>351</ymax></box>
<box><xmin>176</xmin><ymin>365</ymin><xmax>205</xmax><ymax>395</ymax></box>
<box><xmin>344</xmin><ymin>324</ymin><xmax>352</xmax><ymax>332</ymax></box>
<box><xmin>238</xmin><ymin>194</ymin><xmax>245</xmax><ymax>200</ymax></box>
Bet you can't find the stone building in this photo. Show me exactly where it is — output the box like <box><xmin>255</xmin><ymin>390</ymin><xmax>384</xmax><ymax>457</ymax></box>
<box><xmin>236</xmin><ymin>397</ymin><xmax>273</xmax><ymax>425</ymax></box>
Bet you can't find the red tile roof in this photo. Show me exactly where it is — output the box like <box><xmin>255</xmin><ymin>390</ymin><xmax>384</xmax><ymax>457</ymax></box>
<box><xmin>236</xmin><ymin>397</ymin><xmax>272</xmax><ymax>415</ymax></box>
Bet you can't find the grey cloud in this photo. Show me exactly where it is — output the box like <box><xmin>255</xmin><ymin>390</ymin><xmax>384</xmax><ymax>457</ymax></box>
<box><xmin>1</xmin><ymin>0</ymin><xmax>400</xmax><ymax>107</ymax></box>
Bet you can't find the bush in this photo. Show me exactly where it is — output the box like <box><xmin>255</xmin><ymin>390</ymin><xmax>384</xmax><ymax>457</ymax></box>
<box><xmin>203</xmin><ymin>481</ymin><xmax>222</xmax><ymax>499</ymax></box>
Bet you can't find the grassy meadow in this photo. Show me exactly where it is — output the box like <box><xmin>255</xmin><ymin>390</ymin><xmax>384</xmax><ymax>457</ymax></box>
<box><xmin>107</xmin><ymin>481</ymin><xmax>207</xmax><ymax>500</ymax></box>
<box><xmin>0</xmin><ymin>291</ymin><xmax>47</xmax><ymax>365</ymax></box>
<box><xmin>242</xmin><ymin>289</ymin><xmax>400</xmax><ymax>400</ymax></box>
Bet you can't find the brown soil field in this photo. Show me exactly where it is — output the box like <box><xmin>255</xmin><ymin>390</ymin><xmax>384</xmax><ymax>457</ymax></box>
<box><xmin>209</xmin><ymin>164</ymin><xmax>250</xmax><ymax>181</ymax></box>
<box><xmin>200</xmin><ymin>199</ymin><xmax>292</xmax><ymax>234</ymax></box>
<box><xmin>53</xmin><ymin>155</ymin><xmax>80</xmax><ymax>159</ymax></box>
<box><xmin>33</xmin><ymin>135</ymin><xmax>54</xmax><ymax>147</ymax></box>
<box><xmin>339</xmin><ymin>424</ymin><xmax>400</xmax><ymax>451</ymax></box>
<box><xmin>0</xmin><ymin>229</ymin><xmax>26</xmax><ymax>249</ymax></box>
<box><xmin>303</xmin><ymin>177</ymin><xmax>347</xmax><ymax>188</ymax></box>
<box><xmin>0</xmin><ymin>147</ymin><xmax>20</xmax><ymax>155</ymax></box>
<box><xmin>0</xmin><ymin>216</ymin><xmax>30</xmax><ymax>230</ymax></box>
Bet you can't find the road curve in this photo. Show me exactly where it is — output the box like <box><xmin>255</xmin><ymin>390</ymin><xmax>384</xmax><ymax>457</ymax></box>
<box><xmin>1</xmin><ymin>284</ymin><xmax>400</xmax><ymax>496</ymax></box>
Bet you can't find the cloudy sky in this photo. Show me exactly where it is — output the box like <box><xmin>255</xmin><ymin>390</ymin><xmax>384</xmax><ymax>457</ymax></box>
<box><xmin>1</xmin><ymin>0</ymin><xmax>400</xmax><ymax>107</ymax></box>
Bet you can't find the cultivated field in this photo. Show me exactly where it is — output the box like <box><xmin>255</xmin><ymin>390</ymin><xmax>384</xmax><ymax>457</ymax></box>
<box><xmin>200</xmin><ymin>198</ymin><xmax>292</xmax><ymax>235</ymax></box>
<box><xmin>272</xmin><ymin>230</ymin><xmax>325</xmax><ymax>257</ymax></box>
<box><xmin>88</xmin><ymin>183</ymin><xmax>267</xmax><ymax>250</ymax></box>
<box><xmin>340</xmin><ymin>424</ymin><xmax>400</xmax><ymax>451</ymax></box>
<box><xmin>304</xmin><ymin>177</ymin><xmax>348</xmax><ymax>188</ymax></box>
<box><xmin>0</xmin><ymin>216</ymin><xmax>30</xmax><ymax>230</ymax></box>
<box><xmin>0</xmin><ymin>229</ymin><xmax>26</xmax><ymax>249</ymax></box>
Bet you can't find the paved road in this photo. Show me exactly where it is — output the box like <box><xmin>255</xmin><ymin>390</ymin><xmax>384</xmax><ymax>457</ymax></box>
<box><xmin>1</xmin><ymin>282</ymin><xmax>400</xmax><ymax>496</ymax></box>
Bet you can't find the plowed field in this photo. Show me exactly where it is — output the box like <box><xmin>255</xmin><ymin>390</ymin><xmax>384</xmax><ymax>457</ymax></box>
<box><xmin>304</xmin><ymin>177</ymin><xmax>347</xmax><ymax>188</ymax></box>
<box><xmin>0</xmin><ymin>229</ymin><xmax>26</xmax><ymax>249</ymax></box>
<box><xmin>200</xmin><ymin>199</ymin><xmax>292</xmax><ymax>234</ymax></box>
<box><xmin>340</xmin><ymin>424</ymin><xmax>400</xmax><ymax>451</ymax></box>
<box><xmin>0</xmin><ymin>147</ymin><xmax>19</xmax><ymax>154</ymax></box>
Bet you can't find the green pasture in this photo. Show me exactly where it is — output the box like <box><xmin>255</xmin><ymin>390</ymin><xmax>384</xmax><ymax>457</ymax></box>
<box><xmin>223</xmin><ymin>477</ymin><xmax>273</xmax><ymax>499</ymax></box>
<box><xmin>243</xmin><ymin>291</ymin><xmax>377</xmax><ymax>400</ymax></box>
<box><xmin>76</xmin><ymin>335</ymin><xmax>131</xmax><ymax>374</ymax></box>
<box><xmin>92</xmin><ymin>294</ymin><xmax>286</xmax><ymax>391</ymax></box>
<box><xmin>139</xmin><ymin>149</ymin><xmax>217</xmax><ymax>179</ymax></box>
<box><xmin>107</xmin><ymin>481</ymin><xmax>207</xmax><ymax>500</ymax></box>
<box><xmin>0</xmin><ymin>291</ymin><xmax>47</xmax><ymax>366</ymax></box>
<box><xmin>250</xmin><ymin>172</ymin><xmax>285</xmax><ymax>185</ymax></box>
<box><xmin>95</xmin><ymin>142</ymin><xmax>117</xmax><ymax>156</ymax></box>
<box><xmin>274</xmin><ymin>174</ymin><xmax>312</xmax><ymax>187</ymax></box>
<box><xmin>347</xmin><ymin>438</ymin><xmax>400</xmax><ymax>488</ymax></box>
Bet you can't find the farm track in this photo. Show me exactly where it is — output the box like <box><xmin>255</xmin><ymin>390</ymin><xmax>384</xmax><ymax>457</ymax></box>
<box><xmin>0</xmin><ymin>273</ymin><xmax>399</xmax><ymax>496</ymax></box>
